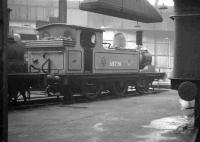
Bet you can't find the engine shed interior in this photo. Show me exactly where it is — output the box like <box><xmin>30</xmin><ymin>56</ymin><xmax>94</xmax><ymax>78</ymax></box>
<box><xmin>2</xmin><ymin>0</ymin><xmax>200</xmax><ymax>142</ymax></box>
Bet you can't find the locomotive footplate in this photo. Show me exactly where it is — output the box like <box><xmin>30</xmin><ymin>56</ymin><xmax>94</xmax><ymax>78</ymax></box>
<box><xmin>58</xmin><ymin>72</ymin><xmax>166</xmax><ymax>80</ymax></box>
<box><xmin>53</xmin><ymin>72</ymin><xmax>166</xmax><ymax>100</ymax></box>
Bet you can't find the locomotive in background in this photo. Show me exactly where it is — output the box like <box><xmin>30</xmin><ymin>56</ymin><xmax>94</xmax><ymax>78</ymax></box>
<box><xmin>7</xmin><ymin>23</ymin><xmax>165</xmax><ymax>103</ymax></box>
<box><xmin>7</xmin><ymin>36</ymin><xmax>46</xmax><ymax>103</ymax></box>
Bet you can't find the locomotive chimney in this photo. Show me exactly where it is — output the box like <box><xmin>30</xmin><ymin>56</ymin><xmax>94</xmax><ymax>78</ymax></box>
<box><xmin>59</xmin><ymin>0</ymin><xmax>67</xmax><ymax>23</ymax></box>
<box><xmin>136</xmin><ymin>30</ymin><xmax>143</xmax><ymax>50</ymax></box>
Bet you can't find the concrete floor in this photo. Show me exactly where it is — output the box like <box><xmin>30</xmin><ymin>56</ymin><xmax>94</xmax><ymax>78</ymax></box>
<box><xmin>8</xmin><ymin>89</ymin><xmax>196</xmax><ymax>142</ymax></box>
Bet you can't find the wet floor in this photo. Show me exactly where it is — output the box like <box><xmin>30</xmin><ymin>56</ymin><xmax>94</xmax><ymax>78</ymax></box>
<box><xmin>8</xmin><ymin>89</ymin><xmax>197</xmax><ymax>142</ymax></box>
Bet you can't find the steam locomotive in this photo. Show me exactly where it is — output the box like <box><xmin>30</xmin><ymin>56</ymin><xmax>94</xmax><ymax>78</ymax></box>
<box><xmin>8</xmin><ymin>23</ymin><xmax>165</xmax><ymax>103</ymax></box>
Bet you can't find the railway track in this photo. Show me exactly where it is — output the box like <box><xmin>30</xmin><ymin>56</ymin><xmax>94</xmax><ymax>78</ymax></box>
<box><xmin>8</xmin><ymin>88</ymin><xmax>168</xmax><ymax>110</ymax></box>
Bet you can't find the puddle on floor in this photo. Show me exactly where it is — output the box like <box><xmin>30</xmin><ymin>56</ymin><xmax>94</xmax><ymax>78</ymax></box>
<box><xmin>137</xmin><ymin>116</ymin><xmax>192</xmax><ymax>142</ymax></box>
<box><xmin>143</xmin><ymin>116</ymin><xmax>189</xmax><ymax>130</ymax></box>
<box><xmin>93</xmin><ymin>123</ymin><xmax>106</xmax><ymax>132</ymax></box>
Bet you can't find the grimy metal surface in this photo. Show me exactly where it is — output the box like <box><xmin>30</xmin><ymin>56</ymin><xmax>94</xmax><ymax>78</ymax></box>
<box><xmin>172</xmin><ymin>0</ymin><xmax>200</xmax><ymax>80</ymax></box>
<box><xmin>79</xmin><ymin>0</ymin><xmax>163</xmax><ymax>23</ymax></box>
<box><xmin>0</xmin><ymin>0</ymin><xmax>8</xmax><ymax>141</ymax></box>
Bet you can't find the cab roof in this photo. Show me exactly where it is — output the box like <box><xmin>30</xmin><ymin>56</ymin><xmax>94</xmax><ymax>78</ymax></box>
<box><xmin>36</xmin><ymin>23</ymin><xmax>104</xmax><ymax>32</ymax></box>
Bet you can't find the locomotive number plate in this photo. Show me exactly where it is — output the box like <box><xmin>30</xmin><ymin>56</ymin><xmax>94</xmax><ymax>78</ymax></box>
<box><xmin>94</xmin><ymin>52</ymin><xmax>139</xmax><ymax>71</ymax></box>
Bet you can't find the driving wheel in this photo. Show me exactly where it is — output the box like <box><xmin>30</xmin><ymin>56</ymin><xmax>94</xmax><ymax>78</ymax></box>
<box><xmin>111</xmin><ymin>81</ymin><xmax>128</xmax><ymax>96</ymax></box>
<box><xmin>81</xmin><ymin>81</ymin><xmax>102</xmax><ymax>100</ymax></box>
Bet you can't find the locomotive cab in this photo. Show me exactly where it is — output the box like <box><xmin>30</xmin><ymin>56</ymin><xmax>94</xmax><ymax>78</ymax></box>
<box><xmin>25</xmin><ymin>24</ymin><xmax>107</xmax><ymax>74</ymax></box>
<box><xmin>26</xmin><ymin>24</ymin><xmax>85</xmax><ymax>74</ymax></box>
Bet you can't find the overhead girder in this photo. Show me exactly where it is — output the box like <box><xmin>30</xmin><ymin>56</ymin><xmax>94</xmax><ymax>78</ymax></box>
<box><xmin>79</xmin><ymin>0</ymin><xmax>163</xmax><ymax>23</ymax></box>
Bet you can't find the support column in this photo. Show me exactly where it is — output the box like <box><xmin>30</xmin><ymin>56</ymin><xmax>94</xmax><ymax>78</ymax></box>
<box><xmin>0</xmin><ymin>0</ymin><xmax>8</xmax><ymax>142</ymax></box>
<box><xmin>173</xmin><ymin>0</ymin><xmax>200</xmax><ymax>128</ymax></box>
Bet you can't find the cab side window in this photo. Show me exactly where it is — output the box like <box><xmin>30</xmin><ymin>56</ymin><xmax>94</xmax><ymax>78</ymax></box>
<box><xmin>80</xmin><ymin>30</ymin><xmax>96</xmax><ymax>48</ymax></box>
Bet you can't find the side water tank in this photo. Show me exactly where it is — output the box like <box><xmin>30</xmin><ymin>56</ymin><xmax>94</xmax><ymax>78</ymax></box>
<box><xmin>7</xmin><ymin>38</ymin><xmax>26</xmax><ymax>73</ymax></box>
<box><xmin>139</xmin><ymin>49</ymin><xmax>152</xmax><ymax>69</ymax></box>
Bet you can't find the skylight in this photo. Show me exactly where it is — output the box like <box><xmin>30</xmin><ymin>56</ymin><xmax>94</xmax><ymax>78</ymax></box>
<box><xmin>148</xmin><ymin>0</ymin><xmax>174</xmax><ymax>6</ymax></box>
